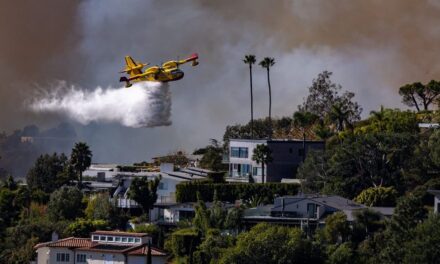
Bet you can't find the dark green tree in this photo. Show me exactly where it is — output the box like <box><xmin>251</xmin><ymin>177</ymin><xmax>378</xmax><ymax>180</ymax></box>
<box><xmin>403</xmin><ymin>214</ymin><xmax>440</xmax><ymax>264</ymax></box>
<box><xmin>293</xmin><ymin>111</ymin><xmax>318</xmax><ymax>161</ymax></box>
<box><xmin>300</xmin><ymin>71</ymin><xmax>362</xmax><ymax>124</ymax></box>
<box><xmin>199</xmin><ymin>139</ymin><xmax>226</xmax><ymax>171</ymax></box>
<box><xmin>70</xmin><ymin>142</ymin><xmax>92</xmax><ymax>188</ymax></box>
<box><xmin>399</xmin><ymin>80</ymin><xmax>440</xmax><ymax>111</ymax></box>
<box><xmin>259</xmin><ymin>57</ymin><xmax>275</xmax><ymax>138</ymax></box>
<box><xmin>251</xmin><ymin>144</ymin><xmax>273</xmax><ymax>183</ymax></box>
<box><xmin>26</xmin><ymin>153</ymin><xmax>70</xmax><ymax>193</ymax></box>
<box><xmin>244</xmin><ymin>54</ymin><xmax>256</xmax><ymax>139</ymax></box>
<box><xmin>47</xmin><ymin>186</ymin><xmax>84</xmax><ymax>221</ymax></box>
<box><xmin>127</xmin><ymin>176</ymin><xmax>160</xmax><ymax>217</ymax></box>
<box><xmin>220</xmin><ymin>223</ymin><xmax>323</xmax><ymax>264</ymax></box>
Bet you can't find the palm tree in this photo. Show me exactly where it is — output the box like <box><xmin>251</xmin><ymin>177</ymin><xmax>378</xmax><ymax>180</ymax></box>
<box><xmin>329</xmin><ymin>103</ymin><xmax>353</xmax><ymax>132</ymax></box>
<box><xmin>293</xmin><ymin>111</ymin><xmax>318</xmax><ymax>162</ymax></box>
<box><xmin>259</xmin><ymin>57</ymin><xmax>275</xmax><ymax>138</ymax></box>
<box><xmin>244</xmin><ymin>54</ymin><xmax>256</xmax><ymax>139</ymax></box>
<box><xmin>252</xmin><ymin>144</ymin><xmax>273</xmax><ymax>183</ymax></box>
<box><xmin>70</xmin><ymin>142</ymin><xmax>92</xmax><ymax>188</ymax></box>
<box><xmin>370</xmin><ymin>105</ymin><xmax>386</xmax><ymax>132</ymax></box>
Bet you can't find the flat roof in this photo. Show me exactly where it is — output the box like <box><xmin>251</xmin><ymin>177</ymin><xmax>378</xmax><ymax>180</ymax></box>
<box><xmin>92</xmin><ymin>230</ymin><xmax>149</xmax><ymax>237</ymax></box>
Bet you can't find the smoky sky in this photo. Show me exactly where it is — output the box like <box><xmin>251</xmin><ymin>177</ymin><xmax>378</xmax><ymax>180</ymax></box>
<box><xmin>1</xmin><ymin>0</ymin><xmax>440</xmax><ymax>164</ymax></box>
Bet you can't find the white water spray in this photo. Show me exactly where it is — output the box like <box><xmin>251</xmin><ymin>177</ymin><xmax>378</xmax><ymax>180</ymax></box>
<box><xmin>30</xmin><ymin>81</ymin><xmax>172</xmax><ymax>128</ymax></box>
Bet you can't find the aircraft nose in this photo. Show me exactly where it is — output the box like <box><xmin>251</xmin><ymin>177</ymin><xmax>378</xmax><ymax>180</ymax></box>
<box><xmin>175</xmin><ymin>70</ymin><xmax>184</xmax><ymax>78</ymax></box>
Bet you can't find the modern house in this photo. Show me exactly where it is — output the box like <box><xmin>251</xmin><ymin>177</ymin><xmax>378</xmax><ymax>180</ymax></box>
<box><xmin>34</xmin><ymin>230</ymin><xmax>167</xmax><ymax>264</ymax></box>
<box><xmin>228</xmin><ymin>139</ymin><xmax>325</xmax><ymax>182</ymax></box>
<box><xmin>113</xmin><ymin>164</ymin><xmax>210</xmax><ymax>209</ymax></box>
<box><xmin>244</xmin><ymin>194</ymin><xmax>394</xmax><ymax>228</ymax></box>
<box><xmin>151</xmin><ymin>202</ymin><xmax>235</xmax><ymax>225</ymax></box>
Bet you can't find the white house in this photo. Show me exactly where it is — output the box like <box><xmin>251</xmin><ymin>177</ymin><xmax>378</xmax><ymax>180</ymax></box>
<box><xmin>34</xmin><ymin>230</ymin><xmax>167</xmax><ymax>264</ymax></box>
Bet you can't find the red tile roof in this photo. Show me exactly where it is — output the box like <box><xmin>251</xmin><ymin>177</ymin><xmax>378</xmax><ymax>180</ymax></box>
<box><xmin>128</xmin><ymin>245</ymin><xmax>168</xmax><ymax>256</ymax></box>
<box><xmin>92</xmin><ymin>230</ymin><xmax>149</xmax><ymax>237</ymax></box>
<box><xmin>34</xmin><ymin>237</ymin><xmax>93</xmax><ymax>249</ymax></box>
<box><xmin>34</xmin><ymin>235</ymin><xmax>167</xmax><ymax>256</ymax></box>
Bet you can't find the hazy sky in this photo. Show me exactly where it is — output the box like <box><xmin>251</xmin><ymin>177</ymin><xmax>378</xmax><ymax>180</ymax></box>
<box><xmin>1</xmin><ymin>0</ymin><xmax>440</xmax><ymax>163</ymax></box>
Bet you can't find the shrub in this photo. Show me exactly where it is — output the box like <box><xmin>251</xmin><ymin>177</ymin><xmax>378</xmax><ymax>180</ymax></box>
<box><xmin>176</xmin><ymin>182</ymin><xmax>299</xmax><ymax>203</ymax></box>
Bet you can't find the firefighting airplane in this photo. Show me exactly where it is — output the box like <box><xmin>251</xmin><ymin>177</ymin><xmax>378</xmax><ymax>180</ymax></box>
<box><xmin>119</xmin><ymin>53</ymin><xmax>199</xmax><ymax>87</ymax></box>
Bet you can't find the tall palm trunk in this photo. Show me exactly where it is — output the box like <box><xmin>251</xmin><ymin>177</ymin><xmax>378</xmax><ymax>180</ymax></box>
<box><xmin>249</xmin><ymin>64</ymin><xmax>254</xmax><ymax>139</ymax></box>
<box><xmin>78</xmin><ymin>171</ymin><xmax>83</xmax><ymax>188</ymax></box>
<box><xmin>266</xmin><ymin>68</ymin><xmax>272</xmax><ymax>138</ymax></box>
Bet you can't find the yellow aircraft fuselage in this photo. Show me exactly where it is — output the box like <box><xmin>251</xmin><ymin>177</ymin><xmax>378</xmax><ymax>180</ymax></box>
<box><xmin>119</xmin><ymin>54</ymin><xmax>198</xmax><ymax>87</ymax></box>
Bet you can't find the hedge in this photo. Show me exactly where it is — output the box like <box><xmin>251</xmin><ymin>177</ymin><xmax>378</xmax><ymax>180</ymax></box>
<box><xmin>176</xmin><ymin>182</ymin><xmax>300</xmax><ymax>203</ymax></box>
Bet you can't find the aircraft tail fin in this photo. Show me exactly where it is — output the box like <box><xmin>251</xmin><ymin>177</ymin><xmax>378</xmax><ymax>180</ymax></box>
<box><xmin>180</xmin><ymin>53</ymin><xmax>199</xmax><ymax>66</ymax></box>
<box><xmin>120</xmin><ymin>56</ymin><xmax>145</xmax><ymax>76</ymax></box>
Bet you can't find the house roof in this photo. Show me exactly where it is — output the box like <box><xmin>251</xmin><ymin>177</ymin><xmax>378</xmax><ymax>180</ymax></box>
<box><xmin>92</xmin><ymin>230</ymin><xmax>148</xmax><ymax>237</ymax></box>
<box><xmin>34</xmin><ymin>237</ymin><xmax>93</xmax><ymax>249</ymax></box>
<box><xmin>428</xmin><ymin>189</ymin><xmax>440</xmax><ymax>196</ymax></box>
<box><xmin>128</xmin><ymin>245</ymin><xmax>168</xmax><ymax>256</ymax></box>
<box><xmin>35</xmin><ymin>236</ymin><xmax>168</xmax><ymax>256</ymax></box>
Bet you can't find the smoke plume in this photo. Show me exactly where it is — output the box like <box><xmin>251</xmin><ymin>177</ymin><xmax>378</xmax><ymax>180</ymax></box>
<box><xmin>30</xmin><ymin>82</ymin><xmax>171</xmax><ymax>128</ymax></box>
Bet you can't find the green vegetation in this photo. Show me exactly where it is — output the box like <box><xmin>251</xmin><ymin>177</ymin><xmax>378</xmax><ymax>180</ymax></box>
<box><xmin>127</xmin><ymin>176</ymin><xmax>161</xmax><ymax>216</ymax></box>
<box><xmin>70</xmin><ymin>142</ymin><xmax>92</xmax><ymax>188</ymax></box>
<box><xmin>251</xmin><ymin>144</ymin><xmax>273</xmax><ymax>183</ymax></box>
<box><xmin>2</xmin><ymin>70</ymin><xmax>440</xmax><ymax>263</ymax></box>
<box><xmin>176</xmin><ymin>182</ymin><xmax>299</xmax><ymax>203</ymax></box>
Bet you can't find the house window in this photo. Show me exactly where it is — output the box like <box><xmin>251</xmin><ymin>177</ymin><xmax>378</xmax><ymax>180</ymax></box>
<box><xmin>159</xmin><ymin>182</ymin><xmax>168</xmax><ymax>190</ymax></box>
<box><xmin>107</xmin><ymin>236</ymin><xmax>114</xmax><ymax>242</ymax></box>
<box><xmin>241</xmin><ymin>164</ymin><xmax>251</xmax><ymax>176</ymax></box>
<box><xmin>135</xmin><ymin>238</ymin><xmax>141</xmax><ymax>243</ymax></box>
<box><xmin>100</xmin><ymin>236</ymin><xmax>106</xmax><ymax>241</ymax></box>
<box><xmin>253</xmin><ymin>167</ymin><xmax>262</xmax><ymax>176</ymax></box>
<box><xmin>307</xmin><ymin>203</ymin><xmax>317</xmax><ymax>218</ymax></box>
<box><xmin>56</xmin><ymin>253</ymin><xmax>70</xmax><ymax>262</ymax></box>
<box><xmin>121</xmin><ymin>237</ymin><xmax>127</xmax><ymax>242</ymax></box>
<box><xmin>92</xmin><ymin>235</ymin><xmax>99</xmax><ymax>241</ymax></box>
<box><xmin>128</xmin><ymin>237</ymin><xmax>134</xmax><ymax>243</ymax></box>
<box><xmin>230</xmin><ymin>147</ymin><xmax>248</xmax><ymax>158</ymax></box>
<box><xmin>115</xmin><ymin>236</ymin><xmax>121</xmax><ymax>242</ymax></box>
<box><xmin>76</xmin><ymin>254</ymin><xmax>87</xmax><ymax>263</ymax></box>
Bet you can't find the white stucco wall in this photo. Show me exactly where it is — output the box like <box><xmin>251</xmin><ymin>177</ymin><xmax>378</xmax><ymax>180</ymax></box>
<box><xmin>127</xmin><ymin>255</ymin><xmax>167</xmax><ymax>264</ymax></box>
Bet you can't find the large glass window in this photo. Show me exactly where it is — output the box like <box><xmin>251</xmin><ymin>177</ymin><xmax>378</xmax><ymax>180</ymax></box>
<box><xmin>231</xmin><ymin>163</ymin><xmax>252</xmax><ymax>177</ymax></box>
<box><xmin>239</xmin><ymin>148</ymin><xmax>248</xmax><ymax>158</ymax></box>
<box><xmin>231</xmin><ymin>147</ymin><xmax>240</xmax><ymax>157</ymax></box>
<box><xmin>230</xmin><ymin>147</ymin><xmax>248</xmax><ymax>158</ymax></box>
<box><xmin>76</xmin><ymin>254</ymin><xmax>86</xmax><ymax>263</ymax></box>
<box><xmin>253</xmin><ymin>167</ymin><xmax>262</xmax><ymax>176</ymax></box>
<box><xmin>56</xmin><ymin>253</ymin><xmax>70</xmax><ymax>262</ymax></box>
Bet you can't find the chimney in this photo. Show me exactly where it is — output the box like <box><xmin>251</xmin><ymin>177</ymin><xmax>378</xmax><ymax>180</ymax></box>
<box><xmin>51</xmin><ymin>231</ymin><xmax>59</xmax><ymax>242</ymax></box>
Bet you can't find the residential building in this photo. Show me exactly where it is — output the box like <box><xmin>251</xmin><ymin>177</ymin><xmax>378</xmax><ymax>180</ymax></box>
<box><xmin>244</xmin><ymin>194</ymin><xmax>394</xmax><ymax>228</ymax></box>
<box><xmin>34</xmin><ymin>230</ymin><xmax>167</xmax><ymax>264</ymax></box>
<box><xmin>228</xmin><ymin>139</ymin><xmax>325</xmax><ymax>182</ymax></box>
<box><xmin>151</xmin><ymin>202</ymin><xmax>235</xmax><ymax>225</ymax></box>
<box><xmin>113</xmin><ymin>164</ymin><xmax>210</xmax><ymax>209</ymax></box>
